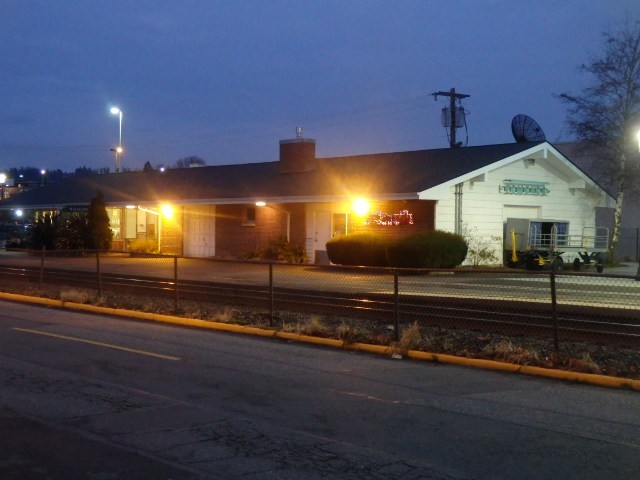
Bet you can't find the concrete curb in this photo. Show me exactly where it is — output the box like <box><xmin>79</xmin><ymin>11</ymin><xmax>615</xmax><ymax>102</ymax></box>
<box><xmin>2</xmin><ymin>292</ymin><xmax>639</xmax><ymax>391</ymax></box>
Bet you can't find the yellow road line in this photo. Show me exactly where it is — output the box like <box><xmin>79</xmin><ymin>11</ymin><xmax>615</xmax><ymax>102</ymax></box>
<box><xmin>13</xmin><ymin>327</ymin><xmax>181</xmax><ymax>361</ymax></box>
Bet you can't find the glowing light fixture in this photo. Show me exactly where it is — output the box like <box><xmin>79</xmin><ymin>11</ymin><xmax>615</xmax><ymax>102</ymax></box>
<box><xmin>352</xmin><ymin>198</ymin><xmax>370</xmax><ymax>217</ymax></box>
<box><xmin>15</xmin><ymin>209</ymin><xmax>23</xmax><ymax>217</ymax></box>
<box><xmin>161</xmin><ymin>204</ymin><xmax>174</xmax><ymax>219</ymax></box>
<box><xmin>255</xmin><ymin>201</ymin><xmax>266</xmax><ymax>207</ymax></box>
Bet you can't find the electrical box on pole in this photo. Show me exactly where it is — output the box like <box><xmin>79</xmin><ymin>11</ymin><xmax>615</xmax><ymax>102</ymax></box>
<box><xmin>432</xmin><ymin>88</ymin><xmax>470</xmax><ymax>148</ymax></box>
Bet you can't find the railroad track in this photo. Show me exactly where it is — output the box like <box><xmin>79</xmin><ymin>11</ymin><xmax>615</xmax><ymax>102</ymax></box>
<box><xmin>0</xmin><ymin>265</ymin><xmax>639</xmax><ymax>348</ymax></box>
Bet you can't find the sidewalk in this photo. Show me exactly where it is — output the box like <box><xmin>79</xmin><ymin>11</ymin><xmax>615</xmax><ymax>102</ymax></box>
<box><xmin>602</xmin><ymin>262</ymin><xmax>639</xmax><ymax>276</ymax></box>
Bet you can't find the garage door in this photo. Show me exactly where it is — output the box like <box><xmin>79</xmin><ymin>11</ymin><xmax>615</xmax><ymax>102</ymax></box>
<box><xmin>503</xmin><ymin>205</ymin><xmax>541</xmax><ymax>221</ymax></box>
<box><xmin>184</xmin><ymin>206</ymin><xmax>216</xmax><ymax>258</ymax></box>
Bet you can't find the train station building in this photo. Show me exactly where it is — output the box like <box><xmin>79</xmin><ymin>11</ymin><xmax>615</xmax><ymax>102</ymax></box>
<box><xmin>0</xmin><ymin>136</ymin><xmax>615</xmax><ymax>265</ymax></box>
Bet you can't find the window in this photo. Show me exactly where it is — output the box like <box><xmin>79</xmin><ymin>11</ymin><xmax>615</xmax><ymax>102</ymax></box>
<box><xmin>243</xmin><ymin>206</ymin><xmax>256</xmax><ymax>226</ymax></box>
<box><xmin>106</xmin><ymin>208</ymin><xmax>122</xmax><ymax>239</ymax></box>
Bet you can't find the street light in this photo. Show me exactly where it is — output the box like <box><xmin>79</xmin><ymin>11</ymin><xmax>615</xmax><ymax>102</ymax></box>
<box><xmin>110</xmin><ymin>146</ymin><xmax>123</xmax><ymax>172</ymax></box>
<box><xmin>110</xmin><ymin>107</ymin><xmax>123</xmax><ymax>171</ymax></box>
<box><xmin>636</xmin><ymin>130</ymin><xmax>640</xmax><ymax>280</ymax></box>
<box><xmin>40</xmin><ymin>169</ymin><xmax>46</xmax><ymax>187</ymax></box>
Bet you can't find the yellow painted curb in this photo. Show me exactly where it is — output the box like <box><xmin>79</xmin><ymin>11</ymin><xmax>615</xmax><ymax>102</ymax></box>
<box><xmin>0</xmin><ymin>292</ymin><xmax>63</xmax><ymax>308</ymax></box>
<box><xmin>2</xmin><ymin>292</ymin><xmax>639</xmax><ymax>391</ymax></box>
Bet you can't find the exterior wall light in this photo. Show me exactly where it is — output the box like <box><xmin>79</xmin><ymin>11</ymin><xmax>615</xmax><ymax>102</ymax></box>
<box><xmin>161</xmin><ymin>204</ymin><xmax>174</xmax><ymax>220</ymax></box>
<box><xmin>352</xmin><ymin>198</ymin><xmax>370</xmax><ymax>217</ymax></box>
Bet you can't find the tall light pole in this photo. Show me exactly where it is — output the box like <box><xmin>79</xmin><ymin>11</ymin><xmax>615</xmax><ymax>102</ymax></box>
<box><xmin>110</xmin><ymin>147</ymin><xmax>123</xmax><ymax>172</ymax></box>
<box><xmin>110</xmin><ymin>107</ymin><xmax>123</xmax><ymax>172</ymax></box>
<box><xmin>636</xmin><ymin>130</ymin><xmax>640</xmax><ymax>281</ymax></box>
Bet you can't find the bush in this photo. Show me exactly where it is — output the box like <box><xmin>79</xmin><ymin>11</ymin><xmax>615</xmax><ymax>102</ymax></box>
<box><xmin>55</xmin><ymin>213</ymin><xmax>91</xmax><ymax>251</ymax></box>
<box><xmin>30</xmin><ymin>213</ymin><xmax>57</xmax><ymax>250</ymax></box>
<box><xmin>386</xmin><ymin>230</ymin><xmax>468</xmax><ymax>268</ymax></box>
<box><xmin>128</xmin><ymin>238</ymin><xmax>158</xmax><ymax>253</ymax></box>
<box><xmin>261</xmin><ymin>236</ymin><xmax>307</xmax><ymax>263</ymax></box>
<box><xmin>326</xmin><ymin>233</ymin><xmax>389</xmax><ymax>266</ymax></box>
<box><xmin>241</xmin><ymin>237</ymin><xmax>307</xmax><ymax>263</ymax></box>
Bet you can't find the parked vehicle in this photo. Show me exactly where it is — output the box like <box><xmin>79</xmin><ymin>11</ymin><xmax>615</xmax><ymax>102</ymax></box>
<box><xmin>504</xmin><ymin>218</ymin><xmax>608</xmax><ymax>272</ymax></box>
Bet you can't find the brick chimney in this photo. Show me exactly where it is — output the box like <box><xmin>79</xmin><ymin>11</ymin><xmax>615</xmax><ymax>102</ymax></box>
<box><xmin>279</xmin><ymin>127</ymin><xmax>316</xmax><ymax>173</ymax></box>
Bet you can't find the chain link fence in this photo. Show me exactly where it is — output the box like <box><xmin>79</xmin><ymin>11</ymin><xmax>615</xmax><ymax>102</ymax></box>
<box><xmin>0</xmin><ymin>249</ymin><xmax>638</xmax><ymax>377</ymax></box>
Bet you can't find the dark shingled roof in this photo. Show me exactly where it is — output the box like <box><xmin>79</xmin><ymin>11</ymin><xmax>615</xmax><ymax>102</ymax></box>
<box><xmin>1</xmin><ymin>142</ymin><xmax>543</xmax><ymax>208</ymax></box>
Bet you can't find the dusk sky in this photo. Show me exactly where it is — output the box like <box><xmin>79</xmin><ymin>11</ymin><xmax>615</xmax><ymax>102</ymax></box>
<box><xmin>1</xmin><ymin>1</ymin><xmax>639</xmax><ymax>173</ymax></box>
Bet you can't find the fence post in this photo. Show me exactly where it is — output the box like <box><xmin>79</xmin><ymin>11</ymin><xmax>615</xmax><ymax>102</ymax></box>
<box><xmin>39</xmin><ymin>247</ymin><xmax>45</xmax><ymax>289</ymax></box>
<box><xmin>174</xmin><ymin>256</ymin><xmax>179</xmax><ymax>313</ymax></box>
<box><xmin>394</xmin><ymin>271</ymin><xmax>400</xmax><ymax>341</ymax></box>
<box><xmin>269</xmin><ymin>262</ymin><xmax>274</xmax><ymax>327</ymax></box>
<box><xmin>550</xmin><ymin>270</ymin><xmax>559</xmax><ymax>354</ymax></box>
<box><xmin>96</xmin><ymin>250</ymin><xmax>102</xmax><ymax>297</ymax></box>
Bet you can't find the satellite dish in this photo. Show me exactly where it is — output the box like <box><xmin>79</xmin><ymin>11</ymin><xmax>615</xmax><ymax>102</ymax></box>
<box><xmin>511</xmin><ymin>114</ymin><xmax>546</xmax><ymax>143</ymax></box>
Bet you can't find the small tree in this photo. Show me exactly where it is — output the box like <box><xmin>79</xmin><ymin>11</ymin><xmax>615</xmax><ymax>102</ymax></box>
<box><xmin>55</xmin><ymin>213</ymin><xmax>91</xmax><ymax>251</ymax></box>
<box><xmin>30</xmin><ymin>212</ymin><xmax>57</xmax><ymax>250</ymax></box>
<box><xmin>558</xmin><ymin>22</ymin><xmax>640</xmax><ymax>263</ymax></box>
<box><xmin>461</xmin><ymin>223</ymin><xmax>501</xmax><ymax>266</ymax></box>
<box><xmin>87</xmin><ymin>191</ymin><xmax>113</xmax><ymax>250</ymax></box>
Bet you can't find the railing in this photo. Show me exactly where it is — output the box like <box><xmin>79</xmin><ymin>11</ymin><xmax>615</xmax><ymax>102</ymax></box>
<box><xmin>528</xmin><ymin>226</ymin><xmax>609</xmax><ymax>251</ymax></box>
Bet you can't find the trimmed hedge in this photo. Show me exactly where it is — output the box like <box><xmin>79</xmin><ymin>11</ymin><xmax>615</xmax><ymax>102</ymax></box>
<box><xmin>386</xmin><ymin>230</ymin><xmax>468</xmax><ymax>268</ymax></box>
<box><xmin>326</xmin><ymin>230</ymin><xmax>468</xmax><ymax>268</ymax></box>
<box><xmin>326</xmin><ymin>233</ymin><xmax>389</xmax><ymax>267</ymax></box>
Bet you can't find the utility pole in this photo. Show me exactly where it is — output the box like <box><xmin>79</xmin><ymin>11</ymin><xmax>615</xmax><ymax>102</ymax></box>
<box><xmin>432</xmin><ymin>88</ymin><xmax>470</xmax><ymax>148</ymax></box>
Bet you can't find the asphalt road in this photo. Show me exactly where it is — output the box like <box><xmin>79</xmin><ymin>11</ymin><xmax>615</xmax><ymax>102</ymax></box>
<box><xmin>1</xmin><ymin>301</ymin><xmax>639</xmax><ymax>479</ymax></box>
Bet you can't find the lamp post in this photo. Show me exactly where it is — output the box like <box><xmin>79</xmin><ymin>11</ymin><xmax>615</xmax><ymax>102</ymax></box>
<box><xmin>0</xmin><ymin>173</ymin><xmax>6</xmax><ymax>200</ymax></box>
<box><xmin>636</xmin><ymin>130</ymin><xmax>640</xmax><ymax>280</ymax></box>
<box><xmin>110</xmin><ymin>107</ymin><xmax>123</xmax><ymax>171</ymax></box>
<box><xmin>110</xmin><ymin>147</ymin><xmax>123</xmax><ymax>172</ymax></box>
<box><xmin>40</xmin><ymin>169</ymin><xmax>46</xmax><ymax>187</ymax></box>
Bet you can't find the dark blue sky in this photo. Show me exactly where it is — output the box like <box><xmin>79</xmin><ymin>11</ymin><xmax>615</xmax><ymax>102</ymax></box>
<box><xmin>1</xmin><ymin>0</ymin><xmax>638</xmax><ymax>173</ymax></box>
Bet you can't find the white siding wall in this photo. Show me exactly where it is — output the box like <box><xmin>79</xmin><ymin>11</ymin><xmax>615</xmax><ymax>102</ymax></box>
<box><xmin>435</xmin><ymin>157</ymin><xmax>606</xmax><ymax>264</ymax></box>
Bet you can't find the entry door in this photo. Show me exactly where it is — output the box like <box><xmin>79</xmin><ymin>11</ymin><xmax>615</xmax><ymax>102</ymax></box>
<box><xmin>184</xmin><ymin>206</ymin><xmax>216</xmax><ymax>258</ymax></box>
<box><xmin>314</xmin><ymin>211</ymin><xmax>332</xmax><ymax>264</ymax></box>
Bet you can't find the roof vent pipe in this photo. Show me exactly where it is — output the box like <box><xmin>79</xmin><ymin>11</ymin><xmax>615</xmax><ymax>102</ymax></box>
<box><xmin>296</xmin><ymin>126</ymin><xmax>303</xmax><ymax>139</ymax></box>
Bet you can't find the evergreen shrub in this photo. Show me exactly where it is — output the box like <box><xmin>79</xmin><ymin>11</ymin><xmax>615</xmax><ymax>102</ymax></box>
<box><xmin>386</xmin><ymin>230</ymin><xmax>468</xmax><ymax>268</ymax></box>
<box><xmin>326</xmin><ymin>233</ymin><xmax>389</xmax><ymax>267</ymax></box>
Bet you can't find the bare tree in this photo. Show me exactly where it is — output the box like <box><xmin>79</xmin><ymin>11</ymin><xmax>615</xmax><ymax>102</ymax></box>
<box><xmin>558</xmin><ymin>21</ymin><xmax>640</xmax><ymax>263</ymax></box>
<box><xmin>174</xmin><ymin>156</ymin><xmax>206</xmax><ymax>169</ymax></box>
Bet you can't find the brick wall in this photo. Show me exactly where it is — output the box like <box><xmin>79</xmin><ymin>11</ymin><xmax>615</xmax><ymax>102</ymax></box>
<box><xmin>350</xmin><ymin>200</ymin><xmax>435</xmax><ymax>240</ymax></box>
<box><xmin>199</xmin><ymin>200</ymin><xmax>435</xmax><ymax>258</ymax></box>
<box><xmin>160</xmin><ymin>209</ymin><xmax>183</xmax><ymax>255</ymax></box>
<box><xmin>215</xmin><ymin>204</ymin><xmax>304</xmax><ymax>257</ymax></box>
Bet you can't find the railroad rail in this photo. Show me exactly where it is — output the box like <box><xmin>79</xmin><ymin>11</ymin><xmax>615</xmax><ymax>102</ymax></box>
<box><xmin>0</xmin><ymin>264</ymin><xmax>638</xmax><ymax>348</ymax></box>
